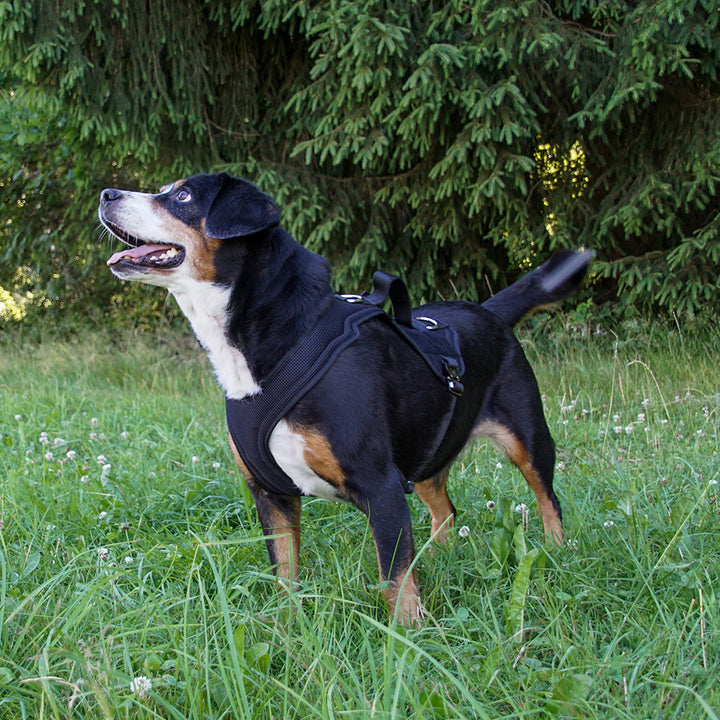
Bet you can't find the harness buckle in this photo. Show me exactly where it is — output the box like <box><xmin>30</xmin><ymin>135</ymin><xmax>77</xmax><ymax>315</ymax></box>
<box><xmin>444</xmin><ymin>359</ymin><xmax>465</xmax><ymax>397</ymax></box>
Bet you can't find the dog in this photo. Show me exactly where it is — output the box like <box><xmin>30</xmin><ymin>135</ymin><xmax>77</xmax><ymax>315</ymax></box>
<box><xmin>99</xmin><ymin>172</ymin><xmax>590</xmax><ymax>624</ymax></box>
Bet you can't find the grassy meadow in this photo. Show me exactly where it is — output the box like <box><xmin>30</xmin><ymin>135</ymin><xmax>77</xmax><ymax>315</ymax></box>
<box><xmin>0</xmin><ymin>320</ymin><xmax>718</xmax><ymax>719</ymax></box>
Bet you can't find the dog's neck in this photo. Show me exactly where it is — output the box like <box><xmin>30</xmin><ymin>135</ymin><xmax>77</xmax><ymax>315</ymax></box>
<box><xmin>224</xmin><ymin>226</ymin><xmax>334</xmax><ymax>385</ymax></box>
<box><xmin>168</xmin><ymin>227</ymin><xmax>333</xmax><ymax>399</ymax></box>
<box><xmin>171</xmin><ymin>280</ymin><xmax>261</xmax><ymax>399</ymax></box>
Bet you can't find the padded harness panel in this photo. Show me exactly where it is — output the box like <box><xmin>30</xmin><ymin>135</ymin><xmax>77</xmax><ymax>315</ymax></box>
<box><xmin>226</xmin><ymin>274</ymin><xmax>465</xmax><ymax>496</ymax></box>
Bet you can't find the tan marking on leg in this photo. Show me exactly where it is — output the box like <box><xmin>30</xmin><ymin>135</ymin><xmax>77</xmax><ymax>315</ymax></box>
<box><xmin>474</xmin><ymin>421</ymin><xmax>563</xmax><ymax>544</ymax></box>
<box><xmin>415</xmin><ymin>468</ymin><xmax>455</xmax><ymax>543</ymax></box>
<box><xmin>295</xmin><ymin>426</ymin><xmax>346</xmax><ymax>487</ymax></box>
<box><xmin>384</xmin><ymin>567</ymin><xmax>424</xmax><ymax>627</ymax></box>
<box><xmin>369</xmin><ymin>532</ymin><xmax>423</xmax><ymax>626</ymax></box>
<box><xmin>261</xmin><ymin>497</ymin><xmax>301</xmax><ymax>583</ymax></box>
<box><xmin>228</xmin><ymin>431</ymin><xmax>251</xmax><ymax>478</ymax></box>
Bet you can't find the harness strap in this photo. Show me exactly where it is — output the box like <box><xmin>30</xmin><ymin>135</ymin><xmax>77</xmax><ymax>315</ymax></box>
<box><xmin>363</xmin><ymin>271</ymin><xmax>413</xmax><ymax>327</ymax></box>
<box><xmin>363</xmin><ymin>272</ymin><xmax>465</xmax><ymax>395</ymax></box>
<box><xmin>227</xmin><ymin>300</ymin><xmax>387</xmax><ymax>496</ymax></box>
<box><xmin>226</xmin><ymin>275</ymin><xmax>466</xmax><ymax>498</ymax></box>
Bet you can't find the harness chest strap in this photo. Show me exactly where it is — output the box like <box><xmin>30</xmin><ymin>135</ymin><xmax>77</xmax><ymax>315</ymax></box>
<box><xmin>226</xmin><ymin>278</ymin><xmax>465</xmax><ymax>497</ymax></box>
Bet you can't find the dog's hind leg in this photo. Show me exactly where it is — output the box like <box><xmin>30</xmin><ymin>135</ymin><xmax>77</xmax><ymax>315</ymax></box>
<box><xmin>415</xmin><ymin>467</ymin><xmax>456</xmax><ymax>544</ymax></box>
<box><xmin>229</xmin><ymin>435</ymin><xmax>301</xmax><ymax>583</ymax></box>
<box><xmin>474</xmin><ymin>420</ymin><xmax>563</xmax><ymax>544</ymax></box>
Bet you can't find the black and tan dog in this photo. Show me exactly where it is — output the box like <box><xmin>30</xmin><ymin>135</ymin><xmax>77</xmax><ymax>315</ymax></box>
<box><xmin>99</xmin><ymin>173</ymin><xmax>589</xmax><ymax>624</ymax></box>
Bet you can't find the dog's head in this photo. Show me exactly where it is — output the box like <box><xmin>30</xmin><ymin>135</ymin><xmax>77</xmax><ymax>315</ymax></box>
<box><xmin>98</xmin><ymin>173</ymin><xmax>281</xmax><ymax>289</ymax></box>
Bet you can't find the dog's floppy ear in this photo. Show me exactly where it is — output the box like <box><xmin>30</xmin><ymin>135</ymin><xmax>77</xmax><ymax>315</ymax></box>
<box><xmin>205</xmin><ymin>174</ymin><xmax>281</xmax><ymax>239</ymax></box>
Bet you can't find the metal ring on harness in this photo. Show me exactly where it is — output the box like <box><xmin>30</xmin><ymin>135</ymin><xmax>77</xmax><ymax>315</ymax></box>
<box><xmin>415</xmin><ymin>316</ymin><xmax>440</xmax><ymax>330</ymax></box>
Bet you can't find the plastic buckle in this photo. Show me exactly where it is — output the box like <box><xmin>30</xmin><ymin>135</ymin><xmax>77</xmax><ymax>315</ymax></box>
<box><xmin>444</xmin><ymin>360</ymin><xmax>465</xmax><ymax>397</ymax></box>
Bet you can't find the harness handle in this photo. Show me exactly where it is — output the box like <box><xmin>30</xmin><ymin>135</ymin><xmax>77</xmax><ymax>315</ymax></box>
<box><xmin>364</xmin><ymin>271</ymin><xmax>413</xmax><ymax>328</ymax></box>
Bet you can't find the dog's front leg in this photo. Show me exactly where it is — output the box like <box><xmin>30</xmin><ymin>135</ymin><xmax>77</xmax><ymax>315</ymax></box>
<box><xmin>229</xmin><ymin>435</ymin><xmax>301</xmax><ymax>583</ymax></box>
<box><xmin>357</xmin><ymin>474</ymin><xmax>423</xmax><ymax>626</ymax></box>
<box><xmin>245</xmin><ymin>477</ymin><xmax>302</xmax><ymax>584</ymax></box>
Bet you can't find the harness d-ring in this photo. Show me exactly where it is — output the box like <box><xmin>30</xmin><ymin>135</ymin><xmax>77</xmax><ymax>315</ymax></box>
<box><xmin>415</xmin><ymin>316</ymin><xmax>440</xmax><ymax>330</ymax></box>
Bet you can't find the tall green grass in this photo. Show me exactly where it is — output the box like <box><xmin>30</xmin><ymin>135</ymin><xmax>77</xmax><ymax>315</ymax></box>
<box><xmin>1</xmin><ymin>324</ymin><xmax>718</xmax><ymax>719</ymax></box>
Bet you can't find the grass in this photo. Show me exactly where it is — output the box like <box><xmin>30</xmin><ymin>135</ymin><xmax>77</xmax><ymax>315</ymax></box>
<box><xmin>0</xmin><ymin>321</ymin><xmax>718</xmax><ymax>719</ymax></box>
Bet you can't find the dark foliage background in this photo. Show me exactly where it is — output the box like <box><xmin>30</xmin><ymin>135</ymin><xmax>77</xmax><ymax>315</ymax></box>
<box><xmin>1</xmin><ymin>0</ymin><xmax>719</xmax><ymax>329</ymax></box>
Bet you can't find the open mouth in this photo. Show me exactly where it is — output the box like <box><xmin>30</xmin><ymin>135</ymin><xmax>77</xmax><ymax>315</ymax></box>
<box><xmin>103</xmin><ymin>220</ymin><xmax>186</xmax><ymax>270</ymax></box>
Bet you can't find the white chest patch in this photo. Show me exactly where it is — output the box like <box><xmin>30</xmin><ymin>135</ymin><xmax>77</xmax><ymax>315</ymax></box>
<box><xmin>169</xmin><ymin>280</ymin><xmax>260</xmax><ymax>400</ymax></box>
<box><xmin>268</xmin><ymin>420</ymin><xmax>341</xmax><ymax>500</ymax></box>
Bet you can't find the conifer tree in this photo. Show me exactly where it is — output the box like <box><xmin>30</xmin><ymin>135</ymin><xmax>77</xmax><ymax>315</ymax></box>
<box><xmin>1</xmin><ymin>1</ymin><xmax>718</xmax><ymax>320</ymax></box>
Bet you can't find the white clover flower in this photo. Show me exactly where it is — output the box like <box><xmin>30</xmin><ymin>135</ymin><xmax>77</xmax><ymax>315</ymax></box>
<box><xmin>212</xmin><ymin>462</ymin><xmax>221</xmax><ymax>469</ymax></box>
<box><xmin>80</xmin><ymin>475</ymin><xmax>89</xmax><ymax>484</ymax></box>
<box><xmin>637</xmin><ymin>413</ymin><xmax>646</xmax><ymax>423</ymax></box>
<box><xmin>710</xmin><ymin>479</ymin><xmax>718</xmax><ymax>486</ymax></box>
<box><xmin>604</xmin><ymin>520</ymin><xmax>615</xmax><ymax>528</ymax></box>
<box><xmin>515</xmin><ymin>503</ymin><xmax>527</xmax><ymax>513</ymax></box>
<box><xmin>91</xmin><ymin>417</ymin><xmax>99</xmax><ymax>426</ymax></box>
<box><xmin>495</xmin><ymin>462</ymin><xmax>503</xmax><ymax>469</ymax></box>
<box><xmin>14</xmin><ymin>414</ymin><xmax>22</xmax><ymax>421</ymax></box>
<box><xmin>89</xmin><ymin>432</ymin><xmax>98</xmax><ymax>440</ymax></box>
<box><xmin>124</xmin><ymin>556</ymin><xmax>133</xmax><ymax>565</ymax></box>
<box><xmin>129</xmin><ymin>675</ymin><xmax>152</xmax><ymax>699</ymax></box>
<box><xmin>458</xmin><ymin>525</ymin><xmax>470</xmax><ymax>538</ymax></box>
<box><xmin>98</xmin><ymin>511</ymin><xmax>108</xmax><ymax>521</ymax></box>
<box><xmin>613</xmin><ymin>413</ymin><xmax>621</xmax><ymax>422</ymax></box>
<box><xmin>97</xmin><ymin>547</ymin><xmax>109</xmax><ymax>561</ymax></box>
<box><xmin>53</xmin><ymin>437</ymin><xmax>65</xmax><ymax>446</ymax></box>
<box><xmin>44</xmin><ymin>451</ymin><xmax>54</xmax><ymax>461</ymax></box>
<box><xmin>121</xmin><ymin>431</ymin><xmax>130</xmax><ymax>439</ymax></box>
<box><xmin>96</xmin><ymin>454</ymin><xmax>107</xmax><ymax>465</ymax></box>
<box><xmin>642</xmin><ymin>398</ymin><xmax>650</xmax><ymax>407</ymax></box>
<box><xmin>191</xmin><ymin>456</ymin><xmax>200</xmax><ymax>464</ymax></box>
<box><xmin>614</xmin><ymin>426</ymin><xmax>623</xmax><ymax>434</ymax></box>
<box><xmin>102</xmin><ymin>463</ymin><xmax>111</xmax><ymax>471</ymax></box>
<box><xmin>486</xmin><ymin>500</ymin><xmax>496</xmax><ymax>510</ymax></box>
<box><xmin>624</xmin><ymin>425</ymin><xmax>634</xmax><ymax>434</ymax></box>
<box><xmin>66</xmin><ymin>450</ymin><xmax>76</xmax><ymax>460</ymax></box>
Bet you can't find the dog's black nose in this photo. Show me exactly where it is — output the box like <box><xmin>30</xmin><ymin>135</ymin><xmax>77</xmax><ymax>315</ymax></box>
<box><xmin>100</xmin><ymin>188</ymin><xmax>121</xmax><ymax>204</ymax></box>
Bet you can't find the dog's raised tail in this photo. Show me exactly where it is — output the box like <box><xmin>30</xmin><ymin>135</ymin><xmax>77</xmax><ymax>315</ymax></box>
<box><xmin>481</xmin><ymin>250</ymin><xmax>593</xmax><ymax>327</ymax></box>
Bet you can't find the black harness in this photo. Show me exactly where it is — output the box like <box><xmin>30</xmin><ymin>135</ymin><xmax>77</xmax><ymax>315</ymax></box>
<box><xmin>225</xmin><ymin>272</ymin><xmax>465</xmax><ymax>496</ymax></box>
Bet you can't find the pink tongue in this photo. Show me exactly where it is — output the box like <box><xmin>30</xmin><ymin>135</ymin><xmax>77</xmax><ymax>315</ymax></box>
<box><xmin>107</xmin><ymin>244</ymin><xmax>175</xmax><ymax>266</ymax></box>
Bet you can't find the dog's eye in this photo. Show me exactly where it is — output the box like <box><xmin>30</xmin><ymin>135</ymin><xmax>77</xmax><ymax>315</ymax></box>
<box><xmin>176</xmin><ymin>188</ymin><xmax>192</xmax><ymax>203</ymax></box>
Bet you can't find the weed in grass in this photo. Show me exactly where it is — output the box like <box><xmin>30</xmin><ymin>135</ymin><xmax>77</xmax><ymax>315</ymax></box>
<box><xmin>0</xmin><ymin>326</ymin><xmax>718</xmax><ymax>719</ymax></box>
